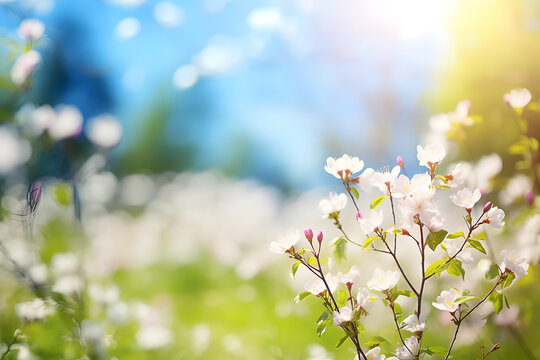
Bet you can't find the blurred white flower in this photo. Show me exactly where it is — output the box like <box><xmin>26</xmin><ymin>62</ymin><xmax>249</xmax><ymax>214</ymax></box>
<box><xmin>81</xmin><ymin>320</ymin><xmax>106</xmax><ymax>346</ymax></box>
<box><xmin>432</xmin><ymin>288</ymin><xmax>461</xmax><ymax>312</ymax></box>
<box><xmin>15</xmin><ymin>298</ymin><xmax>54</xmax><ymax>322</ymax></box>
<box><xmin>417</xmin><ymin>143</ymin><xmax>446</xmax><ymax>167</ymax></box>
<box><xmin>114</xmin><ymin>17</ymin><xmax>141</xmax><ymax>40</ymax></box>
<box><xmin>504</xmin><ymin>88</ymin><xmax>532</xmax><ymax>109</ymax></box>
<box><xmin>401</xmin><ymin>314</ymin><xmax>425</xmax><ymax>333</ymax></box>
<box><xmin>371</xmin><ymin>166</ymin><xmax>401</xmax><ymax>193</ymax></box>
<box><xmin>451</xmin><ymin>187</ymin><xmax>481</xmax><ymax>209</ymax></box>
<box><xmin>192</xmin><ymin>324</ymin><xmax>212</xmax><ymax>355</ymax></box>
<box><xmin>332</xmin><ymin>307</ymin><xmax>353</xmax><ymax>326</ymax></box>
<box><xmin>0</xmin><ymin>126</ymin><xmax>31</xmax><ymax>173</ymax></box>
<box><xmin>494</xmin><ymin>306</ymin><xmax>519</xmax><ymax>326</ymax></box>
<box><xmin>52</xmin><ymin>252</ymin><xmax>79</xmax><ymax>276</ymax></box>
<box><xmin>52</xmin><ymin>275</ymin><xmax>84</xmax><ymax>297</ymax></box>
<box><xmin>28</xmin><ymin>263</ymin><xmax>48</xmax><ymax>285</ymax></box>
<box><xmin>86</xmin><ymin>114</ymin><xmax>122</xmax><ymax>148</ymax></box>
<box><xmin>499</xmin><ymin>174</ymin><xmax>532</xmax><ymax>205</ymax></box>
<box><xmin>154</xmin><ymin>2</ymin><xmax>184</xmax><ymax>28</ymax></box>
<box><xmin>270</xmin><ymin>229</ymin><xmax>300</xmax><ymax>254</ymax></box>
<box><xmin>319</xmin><ymin>192</ymin><xmax>347</xmax><ymax>217</ymax></box>
<box><xmin>47</xmin><ymin>105</ymin><xmax>83</xmax><ymax>140</ymax></box>
<box><xmin>367</xmin><ymin>268</ymin><xmax>399</xmax><ymax>292</ymax></box>
<box><xmin>18</xmin><ymin>19</ymin><xmax>44</xmax><ymax>41</ymax></box>
<box><xmin>305</xmin><ymin>273</ymin><xmax>338</xmax><ymax>295</ymax></box>
<box><xmin>136</xmin><ymin>324</ymin><xmax>172</xmax><ymax>349</ymax></box>
<box><xmin>485</xmin><ymin>206</ymin><xmax>505</xmax><ymax>229</ymax></box>
<box><xmin>501</xmin><ymin>250</ymin><xmax>528</xmax><ymax>278</ymax></box>
<box><xmin>395</xmin><ymin>336</ymin><xmax>419</xmax><ymax>359</ymax></box>
<box><xmin>445</xmin><ymin>238</ymin><xmax>474</xmax><ymax>264</ymax></box>
<box><xmin>11</xmin><ymin>50</ymin><xmax>41</xmax><ymax>86</ymax></box>
<box><xmin>358</xmin><ymin>209</ymin><xmax>383</xmax><ymax>234</ymax></box>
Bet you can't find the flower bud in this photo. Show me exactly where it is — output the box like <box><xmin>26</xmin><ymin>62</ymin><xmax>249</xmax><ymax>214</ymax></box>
<box><xmin>355</xmin><ymin>211</ymin><xmax>363</xmax><ymax>220</ymax></box>
<box><xmin>525</xmin><ymin>191</ymin><xmax>534</xmax><ymax>205</ymax></box>
<box><xmin>304</xmin><ymin>229</ymin><xmax>313</xmax><ymax>242</ymax></box>
<box><xmin>396</xmin><ymin>155</ymin><xmax>404</xmax><ymax>168</ymax></box>
<box><xmin>483</xmin><ymin>201</ymin><xmax>492</xmax><ymax>213</ymax></box>
<box><xmin>317</xmin><ymin>231</ymin><xmax>323</xmax><ymax>243</ymax></box>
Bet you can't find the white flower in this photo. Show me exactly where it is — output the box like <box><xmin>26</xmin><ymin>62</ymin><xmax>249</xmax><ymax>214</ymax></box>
<box><xmin>395</xmin><ymin>336</ymin><xmax>420</xmax><ymax>359</ymax></box>
<box><xmin>137</xmin><ymin>324</ymin><xmax>173</xmax><ymax>349</ymax></box>
<box><xmin>47</xmin><ymin>105</ymin><xmax>83</xmax><ymax>140</ymax></box>
<box><xmin>270</xmin><ymin>230</ymin><xmax>300</xmax><ymax>254</ymax></box>
<box><xmin>358</xmin><ymin>209</ymin><xmax>383</xmax><ymax>234</ymax></box>
<box><xmin>0</xmin><ymin>126</ymin><xmax>32</xmax><ymax>173</ymax></box>
<box><xmin>364</xmin><ymin>346</ymin><xmax>385</xmax><ymax>360</ymax></box>
<box><xmin>432</xmin><ymin>288</ymin><xmax>462</xmax><ymax>312</ymax></box>
<box><xmin>417</xmin><ymin>143</ymin><xmax>446</xmax><ymax>167</ymax></box>
<box><xmin>371</xmin><ymin>166</ymin><xmax>401</xmax><ymax>193</ymax></box>
<box><xmin>53</xmin><ymin>275</ymin><xmax>84</xmax><ymax>297</ymax></box>
<box><xmin>11</xmin><ymin>50</ymin><xmax>41</xmax><ymax>86</ymax></box>
<box><xmin>494</xmin><ymin>306</ymin><xmax>519</xmax><ymax>326</ymax></box>
<box><xmin>305</xmin><ymin>273</ymin><xmax>338</xmax><ymax>295</ymax></box>
<box><xmin>367</xmin><ymin>269</ymin><xmax>400</xmax><ymax>292</ymax></box>
<box><xmin>86</xmin><ymin>114</ymin><xmax>123</xmax><ymax>148</ymax></box>
<box><xmin>504</xmin><ymin>88</ymin><xmax>532</xmax><ymax>109</ymax></box>
<box><xmin>319</xmin><ymin>192</ymin><xmax>347</xmax><ymax>217</ymax></box>
<box><xmin>356</xmin><ymin>288</ymin><xmax>375</xmax><ymax>309</ymax></box>
<box><xmin>52</xmin><ymin>252</ymin><xmax>79</xmax><ymax>276</ymax></box>
<box><xmin>15</xmin><ymin>298</ymin><xmax>55</xmax><ymax>322</ymax></box>
<box><xmin>485</xmin><ymin>206</ymin><xmax>505</xmax><ymax>229</ymax></box>
<box><xmin>340</xmin><ymin>265</ymin><xmax>360</xmax><ymax>286</ymax></box>
<box><xmin>333</xmin><ymin>307</ymin><xmax>353</xmax><ymax>326</ymax></box>
<box><xmin>448</xmin><ymin>100</ymin><xmax>474</xmax><ymax>125</ymax></box>
<box><xmin>451</xmin><ymin>187</ymin><xmax>481</xmax><ymax>209</ymax></box>
<box><xmin>474</xmin><ymin>154</ymin><xmax>502</xmax><ymax>194</ymax></box>
<box><xmin>18</xmin><ymin>19</ymin><xmax>45</xmax><ymax>41</ymax></box>
<box><xmin>499</xmin><ymin>174</ymin><xmax>533</xmax><ymax>205</ymax></box>
<box><xmin>325</xmin><ymin>154</ymin><xmax>364</xmax><ymax>180</ymax></box>
<box><xmin>401</xmin><ymin>314</ymin><xmax>425</xmax><ymax>333</ymax></box>
<box><xmin>501</xmin><ymin>250</ymin><xmax>528</xmax><ymax>278</ymax></box>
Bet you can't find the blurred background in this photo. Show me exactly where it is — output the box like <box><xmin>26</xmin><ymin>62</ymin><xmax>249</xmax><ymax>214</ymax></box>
<box><xmin>0</xmin><ymin>0</ymin><xmax>540</xmax><ymax>359</ymax></box>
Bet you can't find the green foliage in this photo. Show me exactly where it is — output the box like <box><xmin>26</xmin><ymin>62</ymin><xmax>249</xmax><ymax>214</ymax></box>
<box><xmin>466</xmin><ymin>238</ymin><xmax>486</xmax><ymax>254</ymax></box>
<box><xmin>370</xmin><ymin>196</ymin><xmax>387</xmax><ymax>210</ymax></box>
<box><xmin>426</xmin><ymin>259</ymin><xmax>449</xmax><ymax>278</ymax></box>
<box><xmin>426</xmin><ymin>230</ymin><xmax>448</xmax><ymax>251</ymax></box>
<box><xmin>447</xmin><ymin>259</ymin><xmax>465</xmax><ymax>279</ymax></box>
<box><xmin>333</xmin><ymin>237</ymin><xmax>348</xmax><ymax>264</ymax></box>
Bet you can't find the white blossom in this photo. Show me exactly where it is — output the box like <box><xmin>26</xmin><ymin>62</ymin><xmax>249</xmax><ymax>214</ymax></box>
<box><xmin>86</xmin><ymin>114</ymin><xmax>123</xmax><ymax>148</ymax></box>
<box><xmin>0</xmin><ymin>126</ymin><xmax>32</xmax><ymax>173</ymax></box>
<box><xmin>395</xmin><ymin>336</ymin><xmax>419</xmax><ymax>359</ymax></box>
<box><xmin>504</xmin><ymin>88</ymin><xmax>532</xmax><ymax>109</ymax></box>
<box><xmin>356</xmin><ymin>288</ymin><xmax>375</xmax><ymax>309</ymax></box>
<box><xmin>305</xmin><ymin>273</ymin><xmax>338</xmax><ymax>295</ymax></box>
<box><xmin>47</xmin><ymin>105</ymin><xmax>83</xmax><ymax>140</ymax></box>
<box><xmin>270</xmin><ymin>230</ymin><xmax>300</xmax><ymax>254</ymax></box>
<box><xmin>445</xmin><ymin>238</ymin><xmax>474</xmax><ymax>264</ymax></box>
<box><xmin>15</xmin><ymin>298</ymin><xmax>54</xmax><ymax>322</ymax></box>
<box><xmin>371</xmin><ymin>166</ymin><xmax>401</xmax><ymax>193</ymax></box>
<box><xmin>499</xmin><ymin>174</ymin><xmax>533</xmax><ymax>205</ymax></box>
<box><xmin>501</xmin><ymin>250</ymin><xmax>528</xmax><ymax>278</ymax></box>
<box><xmin>451</xmin><ymin>187</ymin><xmax>481</xmax><ymax>209</ymax></box>
<box><xmin>485</xmin><ymin>206</ymin><xmax>505</xmax><ymax>228</ymax></box>
<box><xmin>432</xmin><ymin>288</ymin><xmax>462</xmax><ymax>312</ymax></box>
<box><xmin>136</xmin><ymin>324</ymin><xmax>173</xmax><ymax>349</ymax></box>
<box><xmin>332</xmin><ymin>307</ymin><xmax>353</xmax><ymax>326</ymax></box>
<box><xmin>319</xmin><ymin>193</ymin><xmax>347</xmax><ymax>217</ymax></box>
<box><xmin>417</xmin><ymin>143</ymin><xmax>446</xmax><ymax>167</ymax></box>
<box><xmin>401</xmin><ymin>314</ymin><xmax>425</xmax><ymax>333</ymax></box>
<box><xmin>11</xmin><ymin>50</ymin><xmax>41</xmax><ymax>86</ymax></box>
<box><xmin>324</xmin><ymin>154</ymin><xmax>364</xmax><ymax>180</ymax></box>
<box><xmin>358</xmin><ymin>209</ymin><xmax>383</xmax><ymax>234</ymax></box>
<box><xmin>367</xmin><ymin>269</ymin><xmax>399</xmax><ymax>292</ymax></box>
<box><xmin>18</xmin><ymin>19</ymin><xmax>45</xmax><ymax>41</ymax></box>
<box><xmin>339</xmin><ymin>265</ymin><xmax>360</xmax><ymax>286</ymax></box>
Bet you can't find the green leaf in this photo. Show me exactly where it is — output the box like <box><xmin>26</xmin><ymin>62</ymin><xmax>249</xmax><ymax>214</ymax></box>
<box><xmin>362</xmin><ymin>236</ymin><xmax>378</xmax><ymax>249</ymax></box>
<box><xmin>291</xmin><ymin>261</ymin><xmax>301</xmax><ymax>278</ymax></box>
<box><xmin>467</xmin><ymin>239</ymin><xmax>486</xmax><ymax>254</ymax></box>
<box><xmin>447</xmin><ymin>259</ymin><xmax>465</xmax><ymax>279</ymax></box>
<box><xmin>294</xmin><ymin>291</ymin><xmax>312</xmax><ymax>303</ymax></box>
<box><xmin>426</xmin><ymin>230</ymin><xmax>448</xmax><ymax>251</ymax></box>
<box><xmin>425</xmin><ymin>260</ymin><xmax>449</xmax><ymax>278</ymax></box>
<box><xmin>435</xmin><ymin>184</ymin><xmax>451</xmax><ymax>189</ymax></box>
<box><xmin>485</xmin><ymin>264</ymin><xmax>500</xmax><ymax>280</ymax></box>
<box><xmin>393</xmin><ymin>302</ymin><xmax>402</xmax><ymax>316</ymax></box>
<box><xmin>316</xmin><ymin>322</ymin><xmax>327</xmax><ymax>337</ymax></box>
<box><xmin>338</xmin><ymin>289</ymin><xmax>349</xmax><ymax>307</ymax></box>
<box><xmin>447</xmin><ymin>232</ymin><xmax>464</xmax><ymax>239</ymax></box>
<box><xmin>454</xmin><ymin>295</ymin><xmax>478</xmax><ymax>304</ymax></box>
<box><xmin>350</xmin><ymin>187</ymin><xmax>360</xmax><ymax>200</ymax></box>
<box><xmin>316</xmin><ymin>310</ymin><xmax>331</xmax><ymax>325</ymax></box>
<box><xmin>307</xmin><ymin>256</ymin><xmax>318</xmax><ymax>267</ymax></box>
<box><xmin>472</xmin><ymin>231</ymin><xmax>487</xmax><ymax>240</ymax></box>
<box><xmin>336</xmin><ymin>335</ymin><xmax>349</xmax><ymax>348</ymax></box>
<box><xmin>370</xmin><ymin>195</ymin><xmax>387</xmax><ymax>210</ymax></box>
<box><xmin>396</xmin><ymin>290</ymin><xmax>416</xmax><ymax>298</ymax></box>
<box><xmin>423</xmin><ymin>346</ymin><xmax>447</xmax><ymax>355</ymax></box>
<box><xmin>501</xmin><ymin>272</ymin><xmax>516</xmax><ymax>289</ymax></box>
<box><xmin>489</xmin><ymin>291</ymin><xmax>504</xmax><ymax>314</ymax></box>
<box><xmin>333</xmin><ymin>237</ymin><xmax>347</xmax><ymax>264</ymax></box>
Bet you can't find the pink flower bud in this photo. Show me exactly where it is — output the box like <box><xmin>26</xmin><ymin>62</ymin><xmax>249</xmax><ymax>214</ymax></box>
<box><xmin>304</xmin><ymin>229</ymin><xmax>313</xmax><ymax>242</ymax></box>
<box><xmin>525</xmin><ymin>191</ymin><xmax>534</xmax><ymax>205</ymax></box>
<box><xmin>317</xmin><ymin>231</ymin><xmax>323</xmax><ymax>243</ymax></box>
<box><xmin>396</xmin><ymin>155</ymin><xmax>404</xmax><ymax>167</ymax></box>
<box><xmin>483</xmin><ymin>201</ymin><xmax>493</xmax><ymax>213</ymax></box>
<box><xmin>355</xmin><ymin>211</ymin><xmax>363</xmax><ymax>220</ymax></box>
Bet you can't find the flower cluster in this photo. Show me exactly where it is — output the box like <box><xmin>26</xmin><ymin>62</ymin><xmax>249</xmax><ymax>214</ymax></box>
<box><xmin>273</xmin><ymin>141</ymin><xmax>529</xmax><ymax>360</ymax></box>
